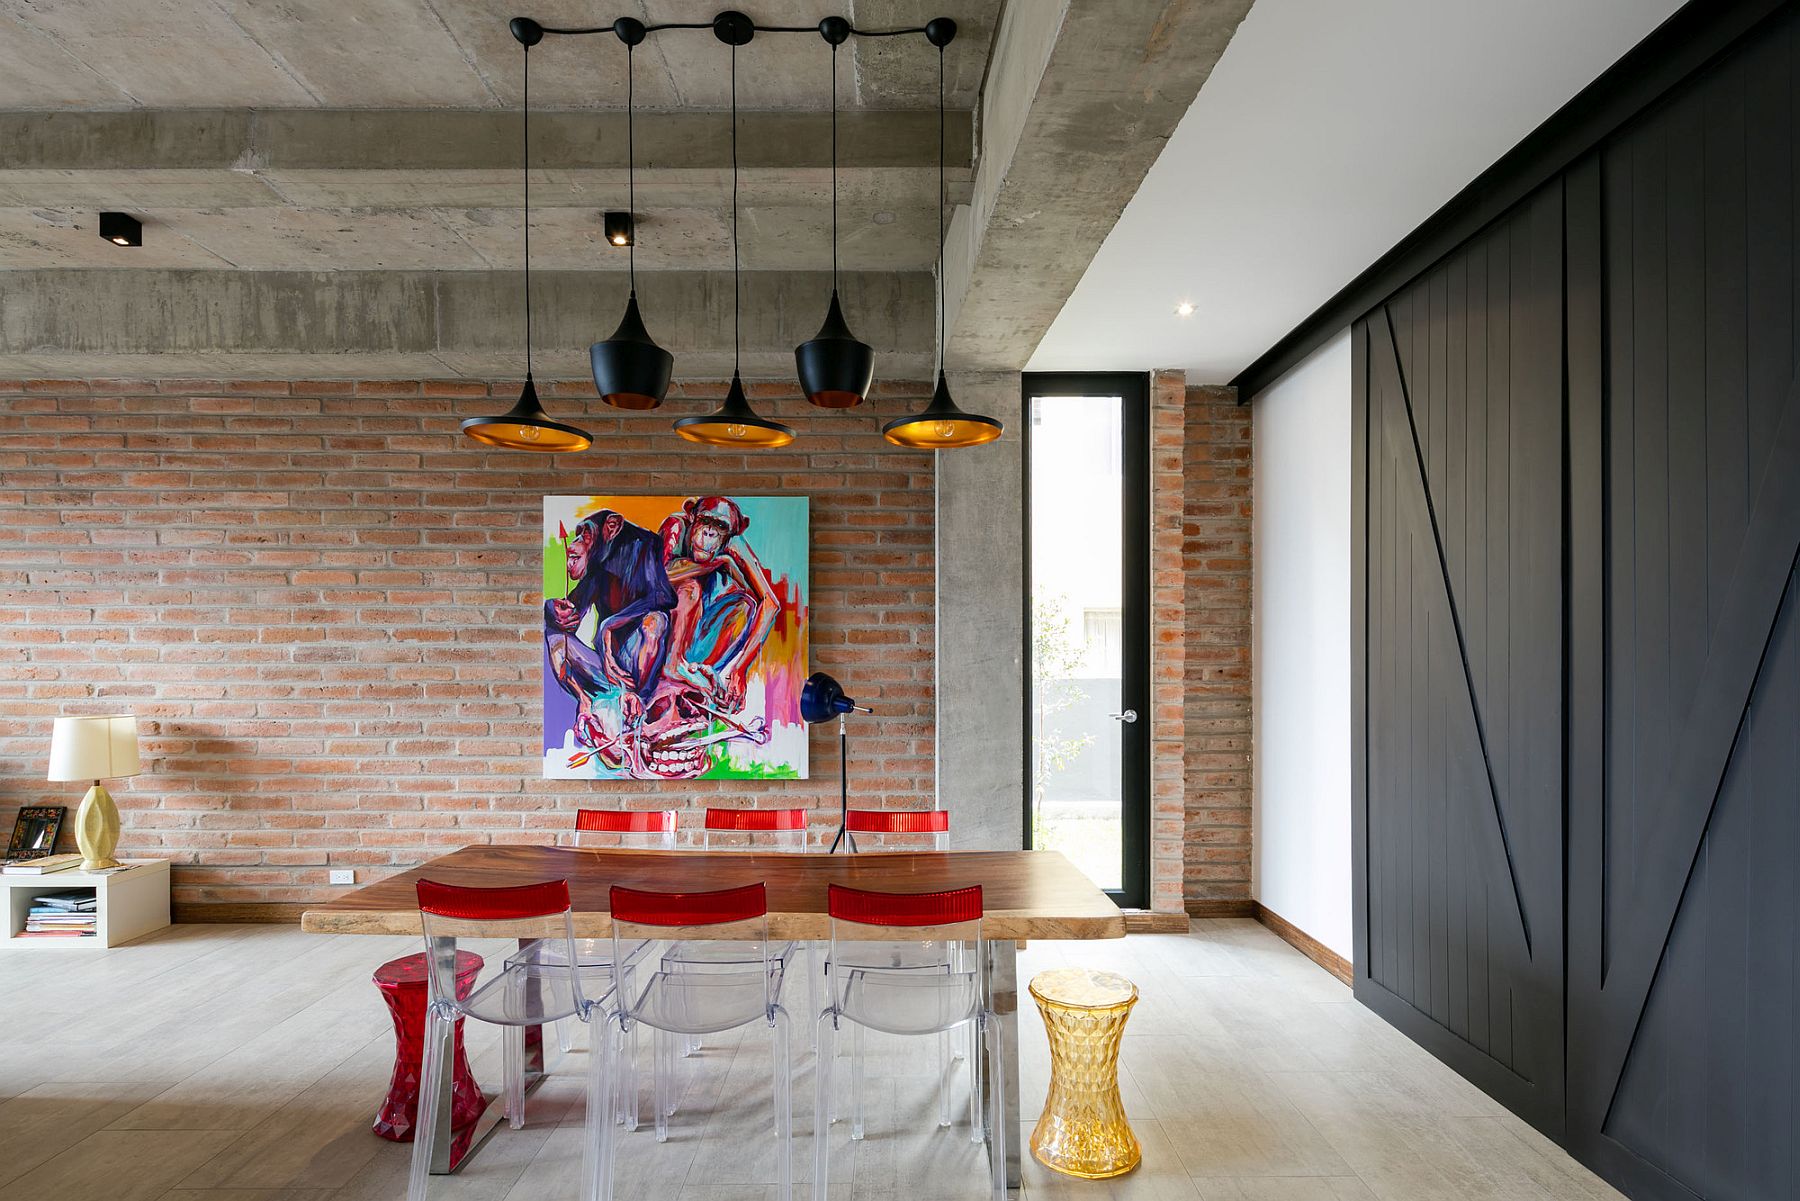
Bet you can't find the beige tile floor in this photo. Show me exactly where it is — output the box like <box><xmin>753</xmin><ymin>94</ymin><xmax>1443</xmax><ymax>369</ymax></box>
<box><xmin>0</xmin><ymin>919</ymin><xmax>1620</xmax><ymax>1201</ymax></box>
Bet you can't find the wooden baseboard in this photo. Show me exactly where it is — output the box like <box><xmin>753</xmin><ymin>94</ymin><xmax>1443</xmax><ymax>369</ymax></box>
<box><xmin>1122</xmin><ymin>910</ymin><xmax>1190</xmax><ymax>933</ymax></box>
<box><xmin>1183</xmin><ymin>899</ymin><xmax>1256</xmax><ymax>918</ymax></box>
<box><xmin>1252</xmin><ymin>902</ymin><xmax>1353</xmax><ymax>985</ymax></box>
<box><xmin>173</xmin><ymin>902</ymin><xmax>307</xmax><ymax>924</ymax></box>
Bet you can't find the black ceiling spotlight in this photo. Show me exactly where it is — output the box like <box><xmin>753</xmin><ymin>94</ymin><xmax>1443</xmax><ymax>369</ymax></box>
<box><xmin>589</xmin><ymin>17</ymin><xmax>675</xmax><ymax>411</ymax></box>
<box><xmin>461</xmin><ymin>17</ymin><xmax>594</xmax><ymax>453</ymax></box>
<box><xmin>794</xmin><ymin>16</ymin><xmax>874</xmax><ymax>409</ymax></box>
<box><xmin>603</xmin><ymin>210</ymin><xmax>634</xmax><ymax>247</ymax></box>
<box><xmin>883</xmin><ymin>18</ymin><xmax>1005</xmax><ymax>450</ymax></box>
<box><xmin>99</xmin><ymin>212</ymin><xmax>141</xmax><ymax>247</ymax></box>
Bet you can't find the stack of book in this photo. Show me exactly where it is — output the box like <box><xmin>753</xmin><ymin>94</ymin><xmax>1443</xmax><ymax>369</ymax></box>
<box><xmin>1</xmin><ymin>852</ymin><xmax>82</xmax><ymax>876</ymax></box>
<box><xmin>21</xmin><ymin>890</ymin><xmax>98</xmax><ymax>938</ymax></box>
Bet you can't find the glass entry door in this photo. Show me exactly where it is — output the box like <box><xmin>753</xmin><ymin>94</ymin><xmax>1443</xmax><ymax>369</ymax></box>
<box><xmin>1023</xmin><ymin>373</ymin><xmax>1149</xmax><ymax>908</ymax></box>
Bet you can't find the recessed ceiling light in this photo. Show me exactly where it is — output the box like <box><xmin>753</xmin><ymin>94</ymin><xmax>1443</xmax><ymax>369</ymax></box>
<box><xmin>99</xmin><ymin>212</ymin><xmax>142</xmax><ymax>247</ymax></box>
<box><xmin>1174</xmin><ymin>301</ymin><xmax>1195</xmax><ymax>318</ymax></box>
<box><xmin>604</xmin><ymin>211</ymin><xmax>634</xmax><ymax>247</ymax></box>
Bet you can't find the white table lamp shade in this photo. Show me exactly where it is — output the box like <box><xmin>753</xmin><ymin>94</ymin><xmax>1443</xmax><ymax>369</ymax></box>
<box><xmin>48</xmin><ymin>715</ymin><xmax>141</xmax><ymax>782</ymax></box>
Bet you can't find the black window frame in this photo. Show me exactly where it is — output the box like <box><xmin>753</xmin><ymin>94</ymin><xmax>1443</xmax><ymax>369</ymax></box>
<box><xmin>1020</xmin><ymin>371</ymin><xmax>1152</xmax><ymax>910</ymax></box>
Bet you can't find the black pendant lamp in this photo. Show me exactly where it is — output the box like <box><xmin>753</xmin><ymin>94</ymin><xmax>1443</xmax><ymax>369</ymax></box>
<box><xmin>677</xmin><ymin>373</ymin><xmax>796</xmax><ymax>448</ymax></box>
<box><xmin>590</xmin><ymin>19</ymin><xmax>674</xmax><ymax>411</ymax></box>
<box><xmin>675</xmin><ymin>29</ymin><xmax>796</xmax><ymax>449</ymax></box>
<box><xmin>883</xmin><ymin>19</ymin><xmax>1003</xmax><ymax>450</ymax></box>
<box><xmin>794</xmin><ymin>18</ymin><xmax>874</xmax><ymax>408</ymax></box>
<box><xmin>463</xmin><ymin>19</ymin><xmax>593</xmax><ymax>453</ymax></box>
<box><xmin>881</xmin><ymin>369</ymin><xmax>1001</xmax><ymax>449</ymax></box>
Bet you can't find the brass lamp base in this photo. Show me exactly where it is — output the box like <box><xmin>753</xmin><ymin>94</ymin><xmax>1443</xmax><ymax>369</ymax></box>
<box><xmin>75</xmin><ymin>781</ymin><xmax>122</xmax><ymax>870</ymax></box>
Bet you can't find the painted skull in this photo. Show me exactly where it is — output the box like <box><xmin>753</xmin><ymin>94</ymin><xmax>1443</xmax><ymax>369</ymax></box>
<box><xmin>626</xmin><ymin>683</ymin><xmax>714</xmax><ymax>779</ymax></box>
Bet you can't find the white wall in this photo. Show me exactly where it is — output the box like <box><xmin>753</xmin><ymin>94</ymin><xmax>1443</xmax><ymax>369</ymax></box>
<box><xmin>1251</xmin><ymin>330</ymin><xmax>1353</xmax><ymax>960</ymax></box>
<box><xmin>1030</xmin><ymin>0</ymin><xmax>1685</xmax><ymax>379</ymax></box>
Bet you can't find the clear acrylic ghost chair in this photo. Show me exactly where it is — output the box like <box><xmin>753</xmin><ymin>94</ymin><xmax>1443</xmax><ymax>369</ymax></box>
<box><xmin>831</xmin><ymin>810</ymin><xmax>970</xmax><ymax>1125</ymax></box>
<box><xmin>587</xmin><ymin>882</ymin><xmax>794</xmax><ymax>1201</ymax></box>
<box><xmin>504</xmin><ymin>809</ymin><xmax>676</xmax><ymax>1124</ymax></box>
<box><xmin>814</xmin><ymin>884</ymin><xmax>1004</xmax><ymax>1201</ymax></box>
<box><xmin>670</xmin><ymin>807</ymin><xmax>812</xmax><ymax>1059</ymax></box>
<box><xmin>410</xmin><ymin>878</ymin><xmax>605</xmax><ymax>1201</ymax></box>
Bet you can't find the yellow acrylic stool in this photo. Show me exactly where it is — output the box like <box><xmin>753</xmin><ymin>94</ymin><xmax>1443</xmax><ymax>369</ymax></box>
<box><xmin>1028</xmin><ymin>967</ymin><xmax>1140</xmax><ymax>1179</ymax></box>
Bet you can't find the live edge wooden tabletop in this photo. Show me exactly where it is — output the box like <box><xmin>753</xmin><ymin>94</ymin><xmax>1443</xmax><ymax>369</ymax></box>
<box><xmin>299</xmin><ymin>846</ymin><xmax>1127</xmax><ymax>941</ymax></box>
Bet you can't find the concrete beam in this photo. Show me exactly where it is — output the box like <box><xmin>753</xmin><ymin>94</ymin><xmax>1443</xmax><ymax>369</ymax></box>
<box><xmin>0</xmin><ymin>109</ymin><xmax>972</xmax><ymax>173</ymax></box>
<box><xmin>0</xmin><ymin>268</ymin><xmax>934</xmax><ymax>380</ymax></box>
<box><xmin>942</xmin><ymin>0</ymin><xmax>1253</xmax><ymax>370</ymax></box>
<box><xmin>0</xmin><ymin>202</ymin><xmax>941</xmax><ymax>273</ymax></box>
<box><xmin>0</xmin><ymin>109</ymin><xmax>973</xmax><ymax>270</ymax></box>
<box><xmin>0</xmin><ymin>170</ymin><xmax>966</xmax><ymax>214</ymax></box>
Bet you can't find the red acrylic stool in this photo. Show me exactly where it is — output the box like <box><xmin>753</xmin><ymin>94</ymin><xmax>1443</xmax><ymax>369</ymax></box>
<box><xmin>372</xmin><ymin>950</ymin><xmax>487</xmax><ymax>1166</ymax></box>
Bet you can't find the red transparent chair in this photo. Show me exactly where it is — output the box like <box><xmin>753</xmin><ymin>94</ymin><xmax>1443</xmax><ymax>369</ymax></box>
<box><xmin>409</xmin><ymin>878</ymin><xmax>605</xmax><ymax>1201</ymax></box>
<box><xmin>814</xmin><ymin>884</ymin><xmax>1003</xmax><ymax>1201</ymax></box>
<box><xmin>574</xmin><ymin>807</ymin><xmax>679</xmax><ymax>849</ymax></box>
<box><xmin>831</xmin><ymin>806</ymin><xmax>972</xmax><ymax>1130</ymax></box>
<box><xmin>835</xmin><ymin>810</ymin><xmax>962</xmax><ymax>1114</ymax></box>
<box><xmin>505</xmin><ymin>809</ymin><xmax>675</xmax><ymax>1123</ymax></box>
<box><xmin>587</xmin><ymin>883</ymin><xmax>794</xmax><ymax>1201</ymax></box>
<box><xmin>844</xmin><ymin>808</ymin><xmax>949</xmax><ymax>851</ymax></box>
<box><xmin>701</xmin><ymin>806</ymin><xmax>808</xmax><ymax>851</ymax></box>
<box><xmin>672</xmin><ymin>807</ymin><xmax>813</xmax><ymax>1060</ymax></box>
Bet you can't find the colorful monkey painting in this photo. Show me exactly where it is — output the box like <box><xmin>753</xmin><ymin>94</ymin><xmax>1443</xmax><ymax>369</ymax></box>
<box><xmin>542</xmin><ymin>495</ymin><xmax>809</xmax><ymax>780</ymax></box>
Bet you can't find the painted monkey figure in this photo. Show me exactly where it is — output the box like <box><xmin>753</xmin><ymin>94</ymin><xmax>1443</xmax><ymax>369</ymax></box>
<box><xmin>657</xmin><ymin>496</ymin><xmax>782</xmax><ymax>714</ymax></box>
<box><xmin>544</xmin><ymin>510</ymin><xmax>676</xmax><ymax>738</ymax></box>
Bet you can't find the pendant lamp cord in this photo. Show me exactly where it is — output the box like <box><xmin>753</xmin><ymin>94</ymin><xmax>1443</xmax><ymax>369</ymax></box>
<box><xmin>831</xmin><ymin>42</ymin><xmax>839</xmax><ymax>287</ymax></box>
<box><xmin>626</xmin><ymin>43</ymin><xmax>637</xmax><ymax>293</ymax></box>
<box><xmin>522</xmin><ymin>41</ymin><xmax>533</xmax><ymax>378</ymax></box>
<box><xmin>936</xmin><ymin>41</ymin><xmax>945</xmax><ymax>379</ymax></box>
<box><xmin>731</xmin><ymin>42</ymin><xmax>741</xmax><ymax>374</ymax></box>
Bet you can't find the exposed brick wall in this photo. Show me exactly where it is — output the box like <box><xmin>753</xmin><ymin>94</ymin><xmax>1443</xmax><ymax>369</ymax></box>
<box><xmin>0</xmin><ymin>377</ymin><xmax>936</xmax><ymax>915</ymax></box>
<box><xmin>1148</xmin><ymin>370</ymin><xmax>1186</xmax><ymax>913</ymax></box>
<box><xmin>1182</xmin><ymin>383</ymin><xmax>1252</xmax><ymax>909</ymax></box>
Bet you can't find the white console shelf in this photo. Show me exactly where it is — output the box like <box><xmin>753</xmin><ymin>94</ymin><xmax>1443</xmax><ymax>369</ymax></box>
<box><xmin>2</xmin><ymin>859</ymin><xmax>171</xmax><ymax>948</ymax></box>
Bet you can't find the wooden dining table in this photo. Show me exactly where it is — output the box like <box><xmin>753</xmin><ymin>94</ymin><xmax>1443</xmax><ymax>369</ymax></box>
<box><xmin>301</xmin><ymin>844</ymin><xmax>1126</xmax><ymax>1190</ymax></box>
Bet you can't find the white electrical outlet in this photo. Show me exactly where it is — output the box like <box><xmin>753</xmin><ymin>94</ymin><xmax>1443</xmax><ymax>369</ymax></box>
<box><xmin>329</xmin><ymin>869</ymin><xmax>355</xmax><ymax>885</ymax></box>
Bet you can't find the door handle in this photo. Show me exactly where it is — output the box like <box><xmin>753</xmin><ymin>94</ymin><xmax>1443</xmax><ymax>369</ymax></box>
<box><xmin>1108</xmin><ymin>709</ymin><xmax>1138</xmax><ymax>724</ymax></box>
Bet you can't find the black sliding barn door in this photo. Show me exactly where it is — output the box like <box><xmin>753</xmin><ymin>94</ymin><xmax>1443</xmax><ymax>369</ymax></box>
<box><xmin>1354</xmin><ymin>7</ymin><xmax>1800</xmax><ymax>1197</ymax></box>
<box><xmin>1565</xmin><ymin>17</ymin><xmax>1800</xmax><ymax>1198</ymax></box>
<box><xmin>1351</xmin><ymin>179</ymin><xmax>1566</xmax><ymax>1134</ymax></box>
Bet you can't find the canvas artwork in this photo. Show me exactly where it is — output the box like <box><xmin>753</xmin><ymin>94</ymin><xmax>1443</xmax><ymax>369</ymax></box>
<box><xmin>542</xmin><ymin>495</ymin><xmax>809</xmax><ymax>780</ymax></box>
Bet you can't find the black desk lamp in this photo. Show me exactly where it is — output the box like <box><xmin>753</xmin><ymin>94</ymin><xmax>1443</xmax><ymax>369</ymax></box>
<box><xmin>801</xmin><ymin>672</ymin><xmax>871</xmax><ymax>852</ymax></box>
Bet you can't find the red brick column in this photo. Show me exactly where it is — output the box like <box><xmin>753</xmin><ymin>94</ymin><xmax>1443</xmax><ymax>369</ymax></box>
<box><xmin>1148</xmin><ymin>370</ymin><xmax>1188</xmax><ymax>913</ymax></box>
<box><xmin>1182</xmin><ymin>384</ymin><xmax>1252</xmax><ymax>911</ymax></box>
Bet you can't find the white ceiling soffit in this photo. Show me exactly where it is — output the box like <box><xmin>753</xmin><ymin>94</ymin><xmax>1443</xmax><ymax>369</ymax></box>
<box><xmin>1027</xmin><ymin>0</ymin><xmax>1686</xmax><ymax>384</ymax></box>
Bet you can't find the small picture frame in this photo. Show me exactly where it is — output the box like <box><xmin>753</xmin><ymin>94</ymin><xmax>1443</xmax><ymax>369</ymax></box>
<box><xmin>6</xmin><ymin>806</ymin><xmax>65</xmax><ymax>860</ymax></box>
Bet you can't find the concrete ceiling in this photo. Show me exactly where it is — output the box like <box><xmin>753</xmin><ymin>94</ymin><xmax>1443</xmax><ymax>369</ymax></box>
<box><xmin>1028</xmin><ymin>0</ymin><xmax>1689</xmax><ymax>384</ymax></box>
<box><xmin>0</xmin><ymin>1</ymin><xmax>1000</xmax><ymax>378</ymax></box>
<box><xmin>0</xmin><ymin>0</ymin><xmax>1002</xmax><ymax>111</ymax></box>
<box><xmin>0</xmin><ymin>0</ymin><xmax>992</xmax><ymax>278</ymax></box>
<box><xmin>0</xmin><ymin>0</ymin><xmax>1266</xmax><ymax>381</ymax></box>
